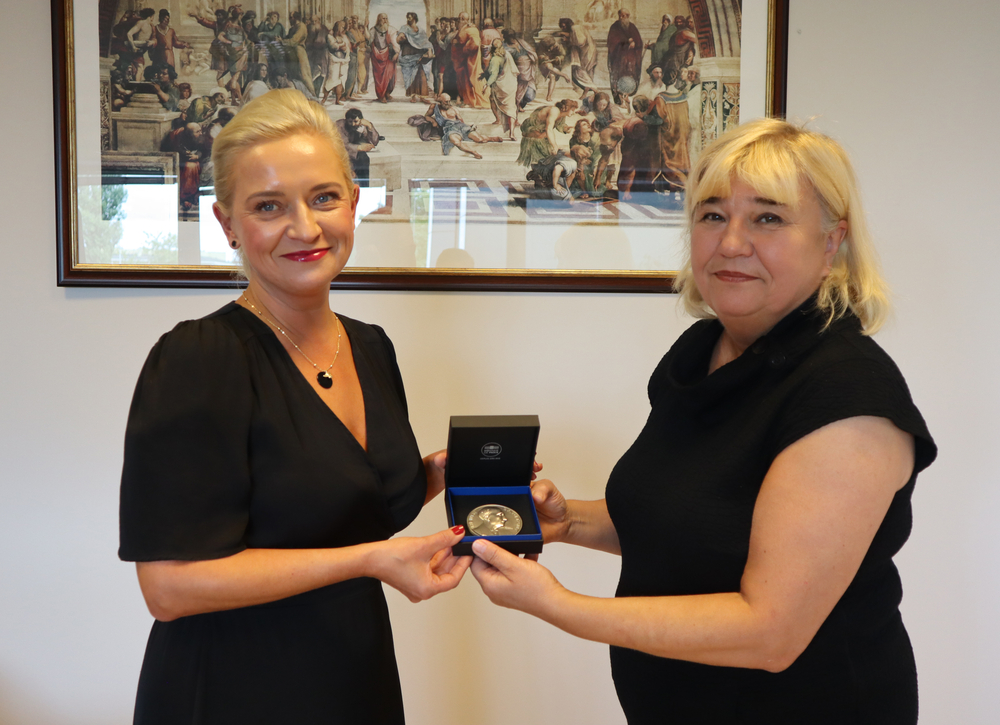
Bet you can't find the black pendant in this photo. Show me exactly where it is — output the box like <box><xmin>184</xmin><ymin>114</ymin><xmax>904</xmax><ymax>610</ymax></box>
<box><xmin>317</xmin><ymin>371</ymin><xmax>333</xmax><ymax>389</ymax></box>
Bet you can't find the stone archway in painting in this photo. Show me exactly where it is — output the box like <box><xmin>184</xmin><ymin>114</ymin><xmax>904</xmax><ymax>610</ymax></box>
<box><xmin>359</xmin><ymin>0</ymin><xmax>431</xmax><ymax>30</ymax></box>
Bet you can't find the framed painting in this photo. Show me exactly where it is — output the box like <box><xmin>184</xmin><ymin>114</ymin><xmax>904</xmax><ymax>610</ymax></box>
<box><xmin>54</xmin><ymin>0</ymin><xmax>788</xmax><ymax>290</ymax></box>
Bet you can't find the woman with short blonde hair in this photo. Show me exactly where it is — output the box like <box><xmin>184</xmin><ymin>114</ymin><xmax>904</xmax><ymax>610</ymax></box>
<box><xmin>675</xmin><ymin>118</ymin><xmax>890</xmax><ymax>333</ymax></box>
<box><xmin>471</xmin><ymin>118</ymin><xmax>936</xmax><ymax>725</ymax></box>
<box><xmin>120</xmin><ymin>89</ymin><xmax>472</xmax><ymax>724</ymax></box>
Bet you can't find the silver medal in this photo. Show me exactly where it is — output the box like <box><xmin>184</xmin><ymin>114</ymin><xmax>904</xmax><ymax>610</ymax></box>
<box><xmin>467</xmin><ymin>504</ymin><xmax>523</xmax><ymax>537</ymax></box>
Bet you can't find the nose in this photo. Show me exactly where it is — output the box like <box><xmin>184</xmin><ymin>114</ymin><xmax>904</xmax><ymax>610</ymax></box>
<box><xmin>286</xmin><ymin>201</ymin><xmax>321</xmax><ymax>243</ymax></box>
<box><xmin>718</xmin><ymin>217</ymin><xmax>753</xmax><ymax>257</ymax></box>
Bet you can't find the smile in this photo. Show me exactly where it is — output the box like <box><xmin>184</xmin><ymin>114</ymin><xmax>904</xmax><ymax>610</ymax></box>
<box><xmin>282</xmin><ymin>249</ymin><xmax>329</xmax><ymax>262</ymax></box>
<box><xmin>714</xmin><ymin>271</ymin><xmax>757</xmax><ymax>282</ymax></box>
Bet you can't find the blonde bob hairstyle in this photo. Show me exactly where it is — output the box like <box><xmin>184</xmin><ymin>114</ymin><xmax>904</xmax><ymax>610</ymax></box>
<box><xmin>211</xmin><ymin>88</ymin><xmax>354</xmax><ymax>216</ymax></box>
<box><xmin>674</xmin><ymin>118</ymin><xmax>890</xmax><ymax>334</ymax></box>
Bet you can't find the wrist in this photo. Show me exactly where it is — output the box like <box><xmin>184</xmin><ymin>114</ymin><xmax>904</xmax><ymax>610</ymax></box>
<box><xmin>537</xmin><ymin>580</ymin><xmax>574</xmax><ymax>624</ymax></box>
<box><xmin>560</xmin><ymin>500</ymin><xmax>584</xmax><ymax>545</ymax></box>
<box><xmin>357</xmin><ymin>541</ymin><xmax>384</xmax><ymax>581</ymax></box>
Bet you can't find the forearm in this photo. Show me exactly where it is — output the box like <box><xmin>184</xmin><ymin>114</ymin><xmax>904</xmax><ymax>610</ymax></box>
<box><xmin>541</xmin><ymin>588</ymin><xmax>793</xmax><ymax>671</ymax></box>
<box><xmin>562</xmin><ymin>499</ymin><xmax>620</xmax><ymax>554</ymax></box>
<box><xmin>136</xmin><ymin>542</ymin><xmax>383</xmax><ymax>621</ymax></box>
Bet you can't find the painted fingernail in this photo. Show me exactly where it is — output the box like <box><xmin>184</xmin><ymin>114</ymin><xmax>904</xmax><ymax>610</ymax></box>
<box><xmin>451</xmin><ymin>525</ymin><xmax>466</xmax><ymax>535</ymax></box>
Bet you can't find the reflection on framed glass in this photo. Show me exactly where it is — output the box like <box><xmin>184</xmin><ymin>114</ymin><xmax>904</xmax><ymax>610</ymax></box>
<box><xmin>54</xmin><ymin>0</ymin><xmax>788</xmax><ymax>291</ymax></box>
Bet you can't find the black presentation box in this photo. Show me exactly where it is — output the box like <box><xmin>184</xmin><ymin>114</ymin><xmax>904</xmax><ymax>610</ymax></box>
<box><xmin>445</xmin><ymin>415</ymin><xmax>543</xmax><ymax>556</ymax></box>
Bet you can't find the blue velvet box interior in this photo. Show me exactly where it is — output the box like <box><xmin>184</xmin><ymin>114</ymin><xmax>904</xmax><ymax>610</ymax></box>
<box><xmin>445</xmin><ymin>415</ymin><xmax>543</xmax><ymax>556</ymax></box>
<box><xmin>446</xmin><ymin>486</ymin><xmax>543</xmax><ymax>556</ymax></box>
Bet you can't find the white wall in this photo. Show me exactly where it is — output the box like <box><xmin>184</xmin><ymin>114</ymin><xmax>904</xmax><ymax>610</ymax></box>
<box><xmin>1</xmin><ymin>2</ymin><xmax>997</xmax><ymax>723</ymax></box>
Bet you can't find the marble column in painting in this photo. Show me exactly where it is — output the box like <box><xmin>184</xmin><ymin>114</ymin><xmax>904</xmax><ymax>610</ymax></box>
<box><xmin>696</xmin><ymin>55</ymin><xmax>739</xmax><ymax>152</ymax></box>
<box><xmin>100</xmin><ymin>57</ymin><xmax>115</xmax><ymax>150</ymax></box>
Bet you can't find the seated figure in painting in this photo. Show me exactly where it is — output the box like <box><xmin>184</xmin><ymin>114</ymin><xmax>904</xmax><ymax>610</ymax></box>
<box><xmin>417</xmin><ymin>94</ymin><xmax>502</xmax><ymax>159</ymax></box>
<box><xmin>336</xmin><ymin>108</ymin><xmax>381</xmax><ymax>185</ymax></box>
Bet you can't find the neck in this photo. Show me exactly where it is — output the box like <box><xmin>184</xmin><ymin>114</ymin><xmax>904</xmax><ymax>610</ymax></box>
<box><xmin>709</xmin><ymin>328</ymin><xmax>752</xmax><ymax>373</ymax></box>
<box><xmin>242</xmin><ymin>281</ymin><xmax>335</xmax><ymax>340</ymax></box>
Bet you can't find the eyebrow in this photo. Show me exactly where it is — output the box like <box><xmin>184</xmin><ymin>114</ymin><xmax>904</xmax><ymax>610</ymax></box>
<box><xmin>699</xmin><ymin>195</ymin><xmax>786</xmax><ymax>207</ymax></box>
<box><xmin>244</xmin><ymin>182</ymin><xmax>347</xmax><ymax>201</ymax></box>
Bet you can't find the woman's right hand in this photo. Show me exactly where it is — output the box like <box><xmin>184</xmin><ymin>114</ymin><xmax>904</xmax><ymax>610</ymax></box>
<box><xmin>369</xmin><ymin>527</ymin><xmax>473</xmax><ymax>602</ymax></box>
<box><xmin>531</xmin><ymin>478</ymin><xmax>571</xmax><ymax>544</ymax></box>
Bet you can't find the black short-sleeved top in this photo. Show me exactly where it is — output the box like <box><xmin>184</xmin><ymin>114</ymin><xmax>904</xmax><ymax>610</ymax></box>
<box><xmin>119</xmin><ymin>302</ymin><xmax>426</xmax><ymax>725</ymax></box>
<box><xmin>605</xmin><ymin>301</ymin><xmax>936</xmax><ymax>725</ymax></box>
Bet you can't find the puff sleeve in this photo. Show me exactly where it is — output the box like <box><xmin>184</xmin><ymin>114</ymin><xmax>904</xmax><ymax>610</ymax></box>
<box><xmin>119</xmin><ymin>319</ymin><xmax>253</xmax><ymax>562</ymax></box>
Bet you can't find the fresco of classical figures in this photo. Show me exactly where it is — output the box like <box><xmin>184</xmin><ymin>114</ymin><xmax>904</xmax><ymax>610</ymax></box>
<box><xmin>99</xmin><ymin>0</ymin><xmax>741</xmax><ymax>230</ymax></box>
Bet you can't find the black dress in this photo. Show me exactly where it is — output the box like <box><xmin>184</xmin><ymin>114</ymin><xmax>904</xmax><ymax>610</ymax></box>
<box><xmin>605</xmin><ymin>301</ymin><xmax>937</xmax><ymax>725</ymax></box>
<box><xmin>119</xmin><ymin>303</ymin><xmax>426</xmax><ymax>725</ymax></box>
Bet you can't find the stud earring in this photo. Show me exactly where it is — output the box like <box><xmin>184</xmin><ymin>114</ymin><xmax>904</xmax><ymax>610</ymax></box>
<box><xmin>230</xmin><ymin>239</ymin><xmax>239</xmax><ymax>249</ymax></box>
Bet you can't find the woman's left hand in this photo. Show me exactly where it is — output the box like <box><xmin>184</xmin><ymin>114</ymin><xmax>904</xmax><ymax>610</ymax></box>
<box><xmin>470</xmin><ymin>539</ymin><xmax>566</xmax><ymax>617</ymax></box>
<box><xmin>374</xmin><ymin>527</ymin><xmax>473</xmax><ymax>602</ymax></box>
<box><xmin>422</xmin><ymin>449</ymin><xmax>447</xmax><ymax>504</ymax></box>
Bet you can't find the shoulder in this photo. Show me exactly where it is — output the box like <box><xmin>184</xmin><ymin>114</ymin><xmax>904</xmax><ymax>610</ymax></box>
<box><xmin>338</xmin><ymin>314</ymin><xmax>400</xmax><ymax>365</ymax></box>
<box><xmin>338</xmin><ymin>313</ymin><xmax>386</xmax><ymax>342</ymax></box>
<box><xmin>800</xmin><ymin>316</ymin><xmax>904</xmax><ymax>382</ymax></box>
<box><xmin>339</xmin><ymin>314</ymin><xmax>410</xmax><ymax>407</ymax></box>
<box><xmin>140</xmin><ymin>303</ymin><xmax>255</xmax><ymax>381</ymax></box>
<box><xmin>125</xmin><ymin>305</ymin><xmax>257</xmax><ymax>447</ymax></box>
<box><xmin>796</xmin><ymin>320</ymin><xmax>917</xmax><ymax>417</ymax></box>
<box><xmin>779</xmin><ymin>316</ymin><xmax>937</xmax><ymax>471</ymax></box>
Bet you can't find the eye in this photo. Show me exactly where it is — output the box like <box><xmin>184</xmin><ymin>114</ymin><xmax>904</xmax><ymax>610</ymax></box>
<box><xmin>757</xmin><ymin>212</ymin><xmax>784</xmax><ymax>224</ymax></box>
<box><xmin>254</xmin><ymin>200</ymin><xmax>279</xmax><ymax>213</ymax></box>
<box><xmin>698</xmin><ymin>210</ymin><xmax>725</xmax><ymax>223</ymax></box>
<box><xmin>314</xmin><ymin>192</ymin><xmax>338</xmax><ymax>204</ymax></box>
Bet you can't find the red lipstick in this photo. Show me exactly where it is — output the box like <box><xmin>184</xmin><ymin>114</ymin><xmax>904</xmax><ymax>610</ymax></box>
<box><xmin>282</xmin><ymin>249</ymin><xmax>329</xmax><ymax>262</ymax></box>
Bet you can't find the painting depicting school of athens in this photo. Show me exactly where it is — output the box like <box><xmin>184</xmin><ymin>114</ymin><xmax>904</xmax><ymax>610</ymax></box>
<box><xmin>94</xmin><ymin>0</ymin><xmax>742</xmax><ymax>269</ymax></box>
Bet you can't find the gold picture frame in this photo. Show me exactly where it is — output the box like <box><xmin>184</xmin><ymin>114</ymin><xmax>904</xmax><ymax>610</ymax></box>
<box><xmin>54</xmin><ymin>0</ymin><xmax>788</xmax><ymax>291</ymax></box>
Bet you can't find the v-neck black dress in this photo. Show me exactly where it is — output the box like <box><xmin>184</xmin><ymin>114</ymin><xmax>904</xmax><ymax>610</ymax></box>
<box><xmin>605</xmin><ymin>302</ymin><xmax>937</xmax><ymax>724</ymax></box>
<box><xmin>119</xmin><ymin>303</ymin><xmax>426</xmax><ymax>724</ymax></box>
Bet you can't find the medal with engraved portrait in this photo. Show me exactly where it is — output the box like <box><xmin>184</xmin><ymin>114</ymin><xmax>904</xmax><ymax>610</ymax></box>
<box><xmin>467</xmin><ymin>504</ymin><xmax>523</xmax><ymax>537</ymax></box>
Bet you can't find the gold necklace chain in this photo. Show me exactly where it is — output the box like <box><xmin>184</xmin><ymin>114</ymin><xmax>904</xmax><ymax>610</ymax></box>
<box><xmin>241</xmin><ymin>292</ymin><xmax>342</xmax><ymax>388</ymax></box>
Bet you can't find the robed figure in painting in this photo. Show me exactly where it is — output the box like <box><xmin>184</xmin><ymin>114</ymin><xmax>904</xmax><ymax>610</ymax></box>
<box><xmin>484</xmin><ymin>39</ymin><xmax>519</xmax><ymax>139</ymax></box>
<box><xmin>503</xmin><ymin>29</ymin><xmax>538</xmax><ymax>109</ymax></box>
<box><xmin>607</xmin><ymin>9</ymin><xmax>643</xmax><ymax>102</ymax></box>
<box><xmin>616</xmin><ymin>95</ymin><xmax>652</xmax><ymax>199</ymax></box>
<box><xmin>306</xmin><ymin>15</ymin><xmax>331</xmax><ymax>89</ymax></box>
<box><xmin>284</xmin><ymin>12</ymin><xmax>317</xmax><ymax>96</ymax></box>
<box><xmin>646</xmin><ymin>15</ymin><xmax>675</xmax><ymax>73</ymax></box>
<box><xmin>664</xmin><ymin>16</ymin><xmax>698</xmax><ymax>81</ymax></box>
<box><xmin>256</xmin><ymin>12</ymin><xmax>285</xmax><ymax>68</ymax></box>
<box><xmin>149</xmin><ymin>10</ymin><xmax>190</xmax><ymax>70</ymax></box>
<box><xmin>642</xmin><ymin>81</ymin><xmax>693</xmax><ymax>193</ymax></box>
<box><xmin>452</xmin><ymin>12</ymin><xmax>489</xmax><ymax>108</ymax></box>
<box><xmin>517</xmin><ymin>98</ymin><xmax>578</xmax><ymax>168</ymax></box>
<box><xmin>397</xmin><ymin>13</ymin><xmax>435</xmax><ymax>98</ymax></box>
<box><xmin>370</xmin><ymin>14</ymin><xmax>399</xmax><ymax>103</ymax></box>
<box><xmin>346</xmin><ymin>17</ymin><xmax>369</xmax><ymax>99</ymax></box>
<box><xmin>322</xmin><ymin>20</ymin><xmax>351</xmax><ymax>105</ymax></box>
<box><xmin>558</xmin><ymin>18</ymin><xmax>598</xmax><ymax>94</ymax></box>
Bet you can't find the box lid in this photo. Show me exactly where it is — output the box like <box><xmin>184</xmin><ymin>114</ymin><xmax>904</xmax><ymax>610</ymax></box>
<box><xmin>445</xmin><ymin>415</ymin><xmax>539</xmax><ymax>488</ymax></box>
